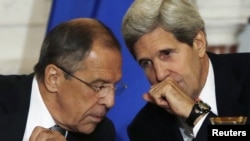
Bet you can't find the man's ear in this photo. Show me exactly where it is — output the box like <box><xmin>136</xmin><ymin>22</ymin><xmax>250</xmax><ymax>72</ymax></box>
<box><xmin>193</xmin><ymin>30</ymin><xmax>207</xmax><ymax>57</ymax></box>
<box><xmin>44</xmin><ymin>64</ymin><xmax>61</xmax><ymax>92</ymax></box>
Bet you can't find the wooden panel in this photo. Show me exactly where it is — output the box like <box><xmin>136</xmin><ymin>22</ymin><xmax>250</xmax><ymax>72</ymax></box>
<box><xmin>207</xmin><ymin>44</ymin><xmax>238</xmax><ymax>54</ymax></box>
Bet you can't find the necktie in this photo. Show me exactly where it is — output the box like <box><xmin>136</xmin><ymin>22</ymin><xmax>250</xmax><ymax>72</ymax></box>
<box><xmin>49</xmin><ymin>124</ymin><xmax>66</xmax><ymax>136</ymax></box>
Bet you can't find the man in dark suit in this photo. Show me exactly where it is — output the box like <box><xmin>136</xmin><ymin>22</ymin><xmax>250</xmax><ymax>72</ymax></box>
<box><xmin>0</xmin><ymin>18</ymin><xmax>123</xmax><ymax>141</ymax></box>
<box><xmin>121</xmin><ymin>0</ymin><xmax>250</xmax><ymax>141</ymax></box>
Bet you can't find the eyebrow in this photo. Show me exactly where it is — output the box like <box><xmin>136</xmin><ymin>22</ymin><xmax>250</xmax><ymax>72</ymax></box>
<box><xmin>89</xmin><ymin>78</ymin><xmax>112</xmax><ymax>85</ymax></box>
<box><xmin>158</xmin><ymin>48</ymin><xmax>174</xmax><ymax>53</ymax></box>
<box><xmin>137</xmin><ymin>48</ymin><xmax>174</xmax><ymax>63</ymax></box>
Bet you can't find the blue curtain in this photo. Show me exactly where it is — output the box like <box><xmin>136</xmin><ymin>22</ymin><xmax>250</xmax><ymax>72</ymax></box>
<box><xmin>47</xmin><ymin>0</ymin><xmax>150</xmax><ymax>140</ymax></box>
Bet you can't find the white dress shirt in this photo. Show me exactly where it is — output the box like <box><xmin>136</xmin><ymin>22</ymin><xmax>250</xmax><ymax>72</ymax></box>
<box><xmin>179</xmin><ymin>59</ymin><xmax>218</xmax><ymax>141</ymax></box>
<box><xmin>22</xmin><ymin>76</ymin><xmax>55</xmax><ymax>141</ymax></box>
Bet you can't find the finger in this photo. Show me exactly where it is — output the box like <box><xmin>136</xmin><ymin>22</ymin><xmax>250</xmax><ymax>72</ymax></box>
<box><xmin>29</xmin><ymin>126</ymin><xmax>66</xmax><ymax>141</ymax></box>
<box><xmin>149</xmin><ymin>84</ymin><xmax>170</xmax><ymax>105</ymax></box>
<box><xmin>29</xmin><ymin>126</ymin><xmax>46</xmax><ymax>141</ymax></box>
<box><xmin>143</xmin><ymin>93</ymin><xmax>154</xmax><ymax>103</ymax></box>
<box><xmin>150</xmin><ymin>77</ymin><xmax>172</xmax><ymax>91</ymax></box>
<box><xmin>155</xmin><ymin>96</ymin><xmax>169</xmax><ymax>107</ymax></box>
<box><xmin>145</xmin><ymin>90</ymin><xmax>169</xmax><ymax>108</ymax></box>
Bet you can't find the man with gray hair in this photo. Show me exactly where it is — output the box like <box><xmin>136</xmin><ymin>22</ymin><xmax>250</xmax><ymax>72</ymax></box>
<box><xmin>122</xmin><ymin>0</ymin><xmax>250</xmax><ymax>141</ymax></box>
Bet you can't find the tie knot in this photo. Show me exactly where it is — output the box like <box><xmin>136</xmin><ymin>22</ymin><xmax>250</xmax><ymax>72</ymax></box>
<box><xmin>49</xmin><ymin>124</ymin><xmax>66</xmax><ymax>136</ymax></box>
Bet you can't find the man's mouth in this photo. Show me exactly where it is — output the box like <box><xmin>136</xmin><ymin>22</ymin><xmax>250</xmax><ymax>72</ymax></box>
<box><xmin>89</xmin><ymin>113</ymin><xmax>105</xmax><ymax>122</ymax></box>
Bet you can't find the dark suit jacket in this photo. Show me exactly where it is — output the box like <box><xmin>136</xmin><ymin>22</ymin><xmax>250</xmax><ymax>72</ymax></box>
<box><xmin>0</xmin><ymin>74</ymin><xmax>116</xmax><ymax>141</ymax></box>
<box><xmin>127</xmin><ymin>52</ymin><xmax>250</xmax><ymax>141</ymax></box>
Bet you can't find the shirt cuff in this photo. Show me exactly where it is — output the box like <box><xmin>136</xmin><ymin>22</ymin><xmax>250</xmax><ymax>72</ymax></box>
<box><xmin>193</xmin><ymin>113</ymin><xmax>209</xmax><ymax>137</ymax></box>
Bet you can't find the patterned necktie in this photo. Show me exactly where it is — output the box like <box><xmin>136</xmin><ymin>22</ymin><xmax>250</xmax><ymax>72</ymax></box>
<box><xmin>49</xmin><ymin>124</ymin><xmax>66</xmax><ymax>136</ymax></box>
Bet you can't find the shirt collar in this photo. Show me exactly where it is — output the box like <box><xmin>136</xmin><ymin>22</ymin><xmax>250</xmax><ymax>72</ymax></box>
<box><xmin>199</xmin><ymin>59</ymin><xmax>218</xmax><ymax>115</ymax></box>
<box><xmin>22</xmin><ymin>76</ymin><xmax>55</xmax><ymax>140</ymax></box>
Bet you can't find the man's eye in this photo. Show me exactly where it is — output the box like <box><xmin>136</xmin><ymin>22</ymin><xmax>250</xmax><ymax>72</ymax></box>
<box><xmin>139</xmin><ymin>60</ymin><xmax>152</xmax><ymax>68</ymax></box>
<box><xmin>163</xmin><ymin>50</ymin><xmax>171</xmax><ymax>55</ymax></box>
<box><xmin>159</xmin><ymin>50</ymin><xmax>172</xmax><ymax>60</ymax></box>
<box><xmin>95</xmin><ymin>83</ymin><xmax>111</xmax><ymax>90</ymax></box>
<box><xmin>90</xmin><ymin>85</ymin><xmax>103</xmax><ymax>92</ymax></box>
<box><xmin>98</xmin><ymin>85</ymin><xmax>107</xmax><ymax>90</ymax></box>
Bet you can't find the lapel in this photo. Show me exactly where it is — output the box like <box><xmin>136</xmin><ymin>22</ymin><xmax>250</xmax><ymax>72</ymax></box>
<box><xmin>0</xmin><ymin>109</ymin><xmax>29</xmax><ymax>140</ymax></box>
<box><xmin>208</xmin><ymin>53</ymin><xmax>245</xmax><ymax>116</ymax></box>
<box><xmin>132</xmin><ymin>102</ymin><xmax>184</xmax><ymax>141</ymax></box>
<box><xmin>0</xmin><ymin>74</ymin><xmax>33</xmax><ymax>140</ymax></box>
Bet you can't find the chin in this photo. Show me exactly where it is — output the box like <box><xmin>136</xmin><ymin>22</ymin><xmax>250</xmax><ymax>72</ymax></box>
<box><xmin>79</xmin><ymin>124</ymin><xmax>97</xmax><ymax>134</ymax></box>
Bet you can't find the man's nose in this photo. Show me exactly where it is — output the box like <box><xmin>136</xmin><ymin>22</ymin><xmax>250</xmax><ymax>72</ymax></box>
<box><xmin>154</xmin><ymin>61</ymin><xmax>170</xmax><ymax>82</ymax></box>
<box><xmin>98</xmin><ymin>90</ymin><xmax>115</xmax><ymax>108</ymax></box>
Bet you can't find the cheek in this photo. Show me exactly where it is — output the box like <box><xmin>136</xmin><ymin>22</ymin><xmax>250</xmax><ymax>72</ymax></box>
<box><xmin>144</xmin><ymin>69</ymin><xmax>156</xmax><ymax>85</ymax></box>
<box><xmin>178</xmin><ymin>60</ymin><xmax>201</xmax><ymax>95</ymax></box>
<box><xmin>60</xmin><ymin>84</ymin><xmax>98</xmax><ymax>118</ymax></box>
<box><xmin>69</xmin><ymin>91</ymin><xmax>97</xmax><ymax>113</ymax></box>
<box><xmin>176</xmin><ymin>53</ymin><xmax>198</xmax><ymax>78</ymax></box>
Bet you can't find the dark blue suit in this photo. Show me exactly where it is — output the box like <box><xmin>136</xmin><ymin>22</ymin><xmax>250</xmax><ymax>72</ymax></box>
<box><xmin>127</xmin><ymin>52</ymin><xmax>250</xmax><ymax>141</ymax></box>
<box><xmin>0</xmin><ymin>74</ymin><xmax>115</xmax><ymax>141</ymax></box>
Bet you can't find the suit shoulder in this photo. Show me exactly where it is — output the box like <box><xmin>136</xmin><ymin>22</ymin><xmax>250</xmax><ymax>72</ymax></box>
<box><xmin>0</xmin><ymin>74</ymin><xmax>34</xmax><ymax>89</ymax></box>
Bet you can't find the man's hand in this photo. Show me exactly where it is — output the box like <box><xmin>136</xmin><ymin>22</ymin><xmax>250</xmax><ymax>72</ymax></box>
<box><xmin>29</xmin><ymin>126</ymin><xmax>67</xmax><ymax>141</ymax></box>
<box><xmin>143</xmin><ymin>78</ymin><xmax>194</xmax><ymax>118</ymax></box>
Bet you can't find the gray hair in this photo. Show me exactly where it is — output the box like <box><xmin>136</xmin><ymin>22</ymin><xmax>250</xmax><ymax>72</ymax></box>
<box><xmin>122</xmin><ymin>0</ymin><xmax>206</xmax><ymax>57</ymax></box>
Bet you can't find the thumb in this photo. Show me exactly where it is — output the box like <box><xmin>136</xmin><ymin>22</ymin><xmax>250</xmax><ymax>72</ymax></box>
<box><xmin>143</xmin><ymin>93</ymin><xmax>154</xmax><ymax>103</ymax></box>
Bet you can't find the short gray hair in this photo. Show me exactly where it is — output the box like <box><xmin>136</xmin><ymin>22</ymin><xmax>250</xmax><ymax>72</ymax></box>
<box><xmin>122</xmin><ymin>0</ymin><xmax>206</xmax><ymax>57</ymax></box>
